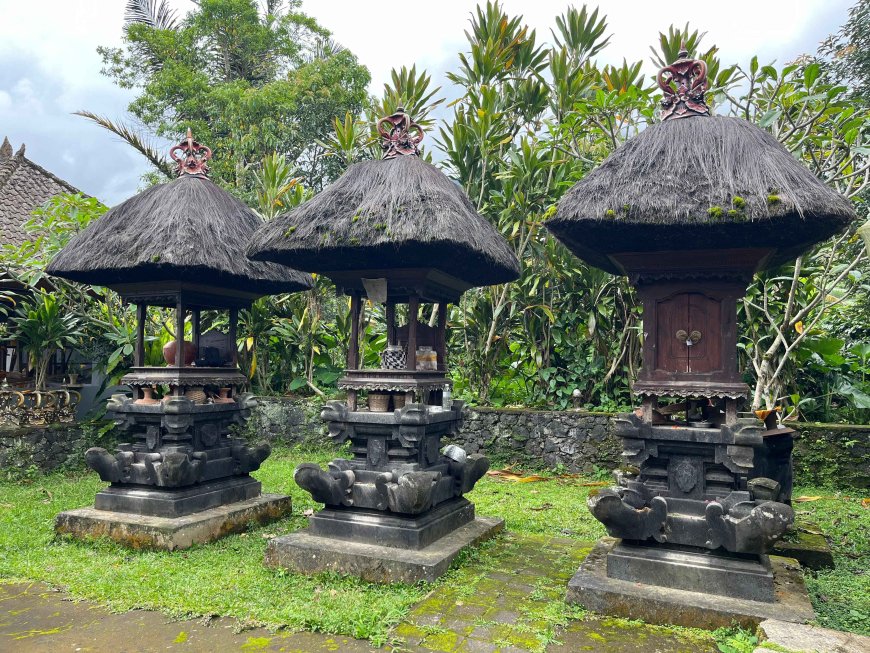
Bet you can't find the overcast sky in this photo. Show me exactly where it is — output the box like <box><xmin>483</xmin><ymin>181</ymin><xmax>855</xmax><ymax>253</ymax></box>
<box><xmin>0</xmin><ymin>0</ymin><xmax>855</xmax><ymax>207</ymax></box>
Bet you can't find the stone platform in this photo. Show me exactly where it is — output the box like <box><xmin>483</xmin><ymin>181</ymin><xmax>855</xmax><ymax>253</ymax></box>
<box><xmin>264</xmin><ymin>516</ymin><xmax>504</xmax><ymax>583</ymax></box>
<box><xmin>566</xmin><ymin>537</ymin><xmax>815</xmax><ymax>629</ymax></box>
<box><xmin>55</xmin><ymin>493</ymin><xmax>292</xmax><ymax>551</ymax></box>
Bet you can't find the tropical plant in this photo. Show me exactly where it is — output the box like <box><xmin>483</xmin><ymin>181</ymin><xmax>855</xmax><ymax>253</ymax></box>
<box><xmin>10</xmin><ymin>291</ymin><xmax>83</xmax><ymax>390</ymax></box>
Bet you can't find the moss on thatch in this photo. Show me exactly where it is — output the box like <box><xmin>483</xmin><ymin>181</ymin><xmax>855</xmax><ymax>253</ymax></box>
<box><xmin>47</xmin><ymin>175</ymin><xmax>312</xmax><ymax>295</ymax></box>
<box><xmin>247</xmin><ymin>155</ymin><xmax>520</xmax><ymax>288</ymax></box>
<box><xmin>546</xmin><ymin>116</ymin><xmax>856</xmax><ymax>274</ymax></box>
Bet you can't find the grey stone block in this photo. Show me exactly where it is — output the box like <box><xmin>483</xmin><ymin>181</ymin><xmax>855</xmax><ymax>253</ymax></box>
<box><xmin>264</xmin><ymin>517</ymin><xmax>504</xmax><ymax>583</ymax></box>
<box><xmin>55</xmin><ymin>493</ymin><xmax>292</xmax><ymax>550</ymax></box>
<box><xmin>566</xmin><ymin>538</ymin><xmax>815</xmax><ymax>629</ymax></box>
<box><xmin>93</xmin><ymin>475</ymin><xmax>262</xmax><ymax>517</ymax></box>
<box><xmin>606</xmin><ymin>541</ymin><xmax>775</xmax><ymax>602</ymax></box>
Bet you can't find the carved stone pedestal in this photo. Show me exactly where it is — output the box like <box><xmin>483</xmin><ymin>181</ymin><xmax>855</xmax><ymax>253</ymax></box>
<box><xmin>280</xmin><ymin>400</ymin><xmax>498</xmax><ymax>582</ymax></box>
<box><xmin>56</xmin><ymin>386</ymin><xmax>290</xmax><ymax>548</ymax></box>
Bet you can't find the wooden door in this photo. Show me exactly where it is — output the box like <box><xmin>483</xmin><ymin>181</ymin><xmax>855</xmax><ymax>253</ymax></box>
<box><xmin>655</xmin><ymin>292</ymin><xmax>722</xmax><ymax>374</ymax></box>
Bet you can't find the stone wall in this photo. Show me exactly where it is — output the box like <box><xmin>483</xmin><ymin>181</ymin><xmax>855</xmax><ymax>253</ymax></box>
<box><xmin>249</xmin><ymin>398</ymin><xmax>869</xmax><ymax>488</ymax></box>
<box><xmin>0</xmin><ymin>423</ymin><xmax>93</xmax><ymax>474</ymax></box>
<box><xmin>446</xmin><ymin>407</ymin><xmax>621</xmax><ymax>473</ymax></box>
<box><xmin>2</xmin><ymin>396</ymin><xmax>867</xmax><ymax>490</ymax></box>
<box><xmin>792</xmin><ymin>422</ymin><xmax>870</xmax><ymax>489</ymax></box>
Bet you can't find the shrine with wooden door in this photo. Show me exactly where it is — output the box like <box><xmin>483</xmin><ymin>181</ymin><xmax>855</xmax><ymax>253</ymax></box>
<box><xmin>545</xmin><ymin>44</ymin><xmax>856</xmax><ymax>624</ymax></box>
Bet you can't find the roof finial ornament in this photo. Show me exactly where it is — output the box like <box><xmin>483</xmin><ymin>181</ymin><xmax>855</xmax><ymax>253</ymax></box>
<box><xmin>657</xmin><ymin>40</ymin><xmax>709</xmax><ymax>121</ymax></box>
<box><xmin>377</xmin><ymin>107</ymin><xmax>424</xmax><ymax>159</ymax></box>
<box><xmin>170</xmin><ymin>128</ymin><xmax>212</xmax><ymax>177</ymax></box>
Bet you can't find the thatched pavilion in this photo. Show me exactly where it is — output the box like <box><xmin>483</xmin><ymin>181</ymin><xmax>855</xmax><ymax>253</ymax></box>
<box><xmin>249</xmin><ymin>108</ymin><xmax>519</xmax><ymax>582</ymax></box>
<box><xmin>48</xmin><ymin>131</ymin><xmax>311</xmax><ymax>549</ymax></box>
<box><xmin>547</xmin><ymin>45</ymin><xmax>856</xmax><ymax>626</ymax></box>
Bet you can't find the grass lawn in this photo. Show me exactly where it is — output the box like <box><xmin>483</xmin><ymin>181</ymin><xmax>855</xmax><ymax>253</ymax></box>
<box><xmin>0</xmin><ymin>444</ymin><xmax>867</xmax><ymax>647</ymax></box>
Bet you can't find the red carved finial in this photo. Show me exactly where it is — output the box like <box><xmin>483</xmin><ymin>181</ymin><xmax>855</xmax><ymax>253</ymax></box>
<box><xmin>376</xmin><ymin>107</ymin><xmax>424</xmax><ymax>159</ymax></box>
<box><xmin>657</xmin><ymin>42</ymin><xmax>709</xmax><ymax>121</ymax></box>
<box><xmin>170</xmin><ymin>128</ymin><xmax>212</xmax><ymax>177</ymax></box>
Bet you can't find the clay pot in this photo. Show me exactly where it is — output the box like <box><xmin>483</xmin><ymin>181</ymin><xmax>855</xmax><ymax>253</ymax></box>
<box><xmin>163</xmin><ymin>340</ymin><xmax>198</xmax><ymax>366</ymax></box>
<box><xmin>134</xmin><ymin>386</ymin><xmax>159</xmax><ymax>405</ymax></box>
<box><xmin>215</xmin><ymin>387</ymin><xmax>235</xmax><ymax>404</ymax></box>
<box><xmin>392</xmin><ymin>393</ymin><xmax>406</xmax><ymax>410</ymax></box>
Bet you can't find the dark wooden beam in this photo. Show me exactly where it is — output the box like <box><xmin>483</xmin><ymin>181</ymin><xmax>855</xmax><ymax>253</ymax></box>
<box><xmin>386</xmin><ymin>301</ymin><xmax>396</xmax><ymax>346</ymax></box>
<box><xmin>228</xmin><ymin>308</ymin><xmax>238</xmax><ymax>367</ymax></box>
<box><xmin>407</xmin><ymin>295</ymin><xmax>419</xmax><ymax>371</ymax></box>
<box><xmin>135</xmin><ymin>303</ymin><xmax>146</xmax><ymax>367</ymax></box>
<box><xmin>348</xmin><ymin>292</ymin><xmax>361</xmax><ymax>370</ymax></box>
<box><xmin>436</xmin><ymin>302</ymin><xmax>448</xmax><ymax>371</ymax></box>
<box><xmin>191</xmin><ymin>310</ymin><xmax>201</xmax><ymax>352</ymax></box>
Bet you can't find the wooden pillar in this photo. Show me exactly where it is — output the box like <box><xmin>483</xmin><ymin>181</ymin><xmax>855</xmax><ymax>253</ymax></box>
<box><xmin>135</xmin><ymin>303</ymin><xmax>146</xmax><ymax>367</ymax></box>
<box><xmin>348</xmin><ymin>292</ymin><xmax>361</xmax><ymax>370</ymax></box>
<box><xmin>386</xmin><ymin>301</ymin><xmax>396</xmax><ymax>346</ymax></box>
<box><xmin>191</xmin><ymin>309</ymin><xmax>201</xmax><ymax>352</ymax></box>
<box><xmin>406</xmin><ymin>295</ymin><xmax>419</xmax><ymax>371</ymax></box>
<box><xmin>228</xmin><ymin>308</ymin><xmax>238</xmax><ymax>367</ymax></box>
<box><xmin>436</xmin><ymin>301</ymin><xmax>448</xmax><ymax>372</ymax></box>
<box><xmin>175</xmin><ymin>300</ymin><xmax>185</xmax><ymax>369</ymax></box>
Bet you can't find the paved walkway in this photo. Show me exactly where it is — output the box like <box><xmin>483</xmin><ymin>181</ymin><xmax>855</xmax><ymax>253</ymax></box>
<box><xmin>0</xmin><ymin>535</ymin><xmax>717</xmax><ymax>653</ymax></box>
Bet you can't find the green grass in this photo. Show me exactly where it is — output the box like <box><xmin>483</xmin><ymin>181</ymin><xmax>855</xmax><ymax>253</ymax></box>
<box><xmin>0</xmin><ymin>445</ymin><xmax>867</xmax><ymax>646</ymax></box>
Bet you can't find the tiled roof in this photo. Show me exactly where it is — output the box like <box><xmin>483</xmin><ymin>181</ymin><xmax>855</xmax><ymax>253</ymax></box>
<box><xmin>0</xmin><ymin>137</ymin><xmax>81</xmax><ymax>248</ymax></box>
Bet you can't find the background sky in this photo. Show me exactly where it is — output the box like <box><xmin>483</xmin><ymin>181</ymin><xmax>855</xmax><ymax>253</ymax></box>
<box><xmin>0</xmin><ymin>0</ymin><xmax>855</xmax><ymax>207</ymax></box>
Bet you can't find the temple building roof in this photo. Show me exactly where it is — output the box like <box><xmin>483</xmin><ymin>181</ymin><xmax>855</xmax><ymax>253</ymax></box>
<box><xmin>0</xmin><ymin>138</ymin><xmax>81</xmax><ymax>248</ymax></box>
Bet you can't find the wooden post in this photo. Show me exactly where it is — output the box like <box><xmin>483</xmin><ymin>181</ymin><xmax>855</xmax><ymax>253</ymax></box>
<box><xmin>191</xmin><ymin>309</ymin><xmax>201</xmax><ymax>352</ymax></box>
<box><xmin>348</xmin><ymin>292</ymin><xmax>361</xmax><ymax>370</ymax></box>
<box><xmin>407</xmin><ymin>295</ymin><xmax>419</xmax><ymax>371</ymax></box>
<box><xmin>175</xmin><ymin>299</ymin><xmax>185</xmax><ymax>369</ymax></box>
<box><xmin>386</xmin><ymin>301</ymin><xmax>396</xmax><ymax>346</ymax></box>
<box><xmin>135</xmin><ymin>303</ymin><xmax>146</xmax><ymax>367</ymax></box>
<box><xmin>228</xmin><ymin>308</ymin><xmax>238</xmax><ymax>367</ymax></box>
<box><xmin>436</xmin><ymin>301</ymin><xmax>448</xmax><ymax>371</ymax></box>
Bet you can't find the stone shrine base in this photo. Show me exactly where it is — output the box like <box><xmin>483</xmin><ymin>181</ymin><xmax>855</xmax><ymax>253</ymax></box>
<box><xmin>567</xmin><ymin>537</ymin><xmax>815</xmax><ymax>629</ymax></box>
<box><xmin>265</xmin><ymin>516</ymin><xmax>504</xmax><ymax>583</ymax></box>
<box><xmin>55</xmin><ymin>493</ymin><xmax>292</xmax><ymax>551</ymax></box>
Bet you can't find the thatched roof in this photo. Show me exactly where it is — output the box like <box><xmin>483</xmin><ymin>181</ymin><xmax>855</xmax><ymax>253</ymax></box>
<box><xmin>47</xmin><ymin>174</ymin><xmax>312</xmax><ymax>295</ymax></box>
<box><xmin>246</xmin><ymin>155</ymin><xmax>520</xmax><ymax>288</ymax></box>
<box><xmin>546</xmin><ymin>115</ymin><xmax>856</xmax><ymax>274</ymax></box>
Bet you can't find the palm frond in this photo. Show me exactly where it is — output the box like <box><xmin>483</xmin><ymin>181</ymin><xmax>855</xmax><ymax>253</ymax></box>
<box><xmin>124</xmin><ymin>0</ymin><xmax>178</xmax><ymax>30</ymax></box>
<box><xmin>74</xmin><ymin>111</ymin><xmax>174</xmax><ymax>179</ymax></box>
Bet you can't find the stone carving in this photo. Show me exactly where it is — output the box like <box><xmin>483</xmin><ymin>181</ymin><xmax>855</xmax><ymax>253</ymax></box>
<box><xmin>294</xmin><ymin>463</ymin><xmax>354</xmax><ymax>506</ymax></box>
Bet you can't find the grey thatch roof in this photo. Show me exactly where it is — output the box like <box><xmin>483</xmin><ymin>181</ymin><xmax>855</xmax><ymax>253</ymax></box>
<box><xmin>0</xmin><ymin>139</ymin><xmax>81</xmax><ymax>248</ymax></box>
<box><xmin>246</xmin><ymin>155</ymin><xmax>520</xmax><ymax>288</ymax></box>
<box><xmin>546</xmin><ymin>116</ymin><xmax>856</xmax><ymax>274</ymax></box>
<box><xmin>47</xmin><ymin>174</ymin><xmax>313</xmax><ymax>295</ymax></box>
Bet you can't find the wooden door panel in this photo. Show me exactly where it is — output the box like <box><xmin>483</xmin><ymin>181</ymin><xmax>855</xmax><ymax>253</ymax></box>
<box><xmin>655</xmin><ymin>294</ymin><xmax>688</xmax><ymax>373</ymax></box>
<box><xmin>687</xmin><ymin>293</ymin><xmax>722</xmax><ymax>373</ymax></box>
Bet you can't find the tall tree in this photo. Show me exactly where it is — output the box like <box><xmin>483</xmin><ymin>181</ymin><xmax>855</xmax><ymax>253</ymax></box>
<box><xmin>86</xmin><ymin>0</ymin><xmax>370</xmax><ymax>192</ymax></box>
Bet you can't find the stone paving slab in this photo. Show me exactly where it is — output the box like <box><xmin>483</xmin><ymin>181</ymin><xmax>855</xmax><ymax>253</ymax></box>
<box><xmin>756</xmin><ymin>618</ymin><xmax>870</xmax><ymax>653</ymax></box>
<box><xmin>0</xmin><ymin>582</ymin><xmax>377</xmax><ymax>653</ymax></box>
<box><xmin>391</xmin><ymin>533</ymin><xmax>717</xmax><ymax>652</ymax></box>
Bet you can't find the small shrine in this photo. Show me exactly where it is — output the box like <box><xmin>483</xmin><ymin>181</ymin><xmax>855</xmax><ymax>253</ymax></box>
<box><xmin>47</xmin><ymin>131</ymin><xmax>313</xmax><ymax>549</ymax></box>
<box><xmin>247</xmin><ymin>108</ymin><xmax>520</xmax><ymax>582</ymax></box>
<box><xmin>545</xmin><ymin>46</ymin><xmax>855</xmax><ymax>625</ymax></box>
